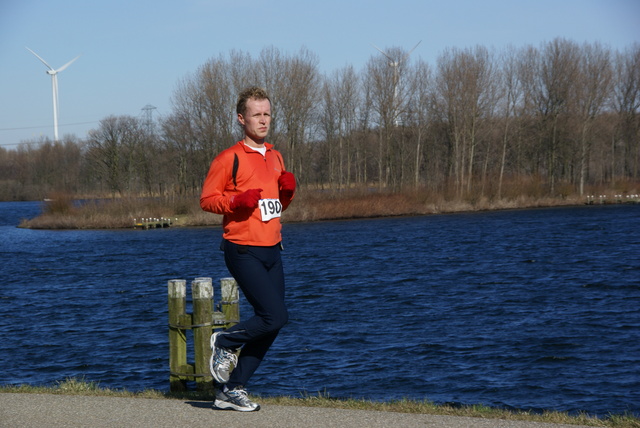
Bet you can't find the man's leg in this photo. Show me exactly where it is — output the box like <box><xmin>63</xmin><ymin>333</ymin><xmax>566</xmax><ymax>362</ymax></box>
<box><xmin>218</xmin><ymin>241</ymin><xmax>288</xmax><ymax>387</ymax></box>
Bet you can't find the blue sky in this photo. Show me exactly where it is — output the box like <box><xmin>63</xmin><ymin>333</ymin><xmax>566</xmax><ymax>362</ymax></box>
<box><xmin>1</xmin><ymin>0</ymin><xmax>638</xmax><ymax>148</ymax></box>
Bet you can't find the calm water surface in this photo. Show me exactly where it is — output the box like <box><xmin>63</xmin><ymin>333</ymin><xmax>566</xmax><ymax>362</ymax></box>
<box><xmin>0</xmin><ymin>201</ymin><xmax>638</xmax><ymax>417</ymax></box>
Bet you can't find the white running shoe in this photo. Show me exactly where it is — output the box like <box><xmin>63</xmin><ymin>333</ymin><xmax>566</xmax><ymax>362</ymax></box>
<box><xmin>213</xmin><ymin>386</ymin><xmax>260</xmax><ymax>412</ymax></box>
<box><xmin>209</xmin><ymin>332</ymin><xmax>237</xmax><ymax>384</ymax></box>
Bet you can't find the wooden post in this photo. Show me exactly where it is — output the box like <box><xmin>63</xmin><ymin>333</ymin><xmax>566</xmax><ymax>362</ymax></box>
<box><xmin>192</xmin><ymin>277</ymin><xmax>214</xmax><ymax>391</ymax></box>
<box><xmin>220</xmin><ymin>277</ymin><xmax>240</xmax><ymax>329</ymax></box>
<box><xmin>168</xmin><ymin>277</ymin><xmax>239</xmax><ymax>391</ymax></box>
<box><xmin>168</xmin><ymin>279</ymin><xmax>188</xmax><ymax>391</ymax></box>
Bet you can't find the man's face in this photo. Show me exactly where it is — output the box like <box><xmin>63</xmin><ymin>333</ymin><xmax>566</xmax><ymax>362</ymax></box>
<box><xmin>238</xmin><ymin>98</ymin><xmax>271</xmax><ymax>143</ymax></box>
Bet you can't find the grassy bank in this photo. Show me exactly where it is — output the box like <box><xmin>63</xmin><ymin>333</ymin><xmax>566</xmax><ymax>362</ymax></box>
<box><xmin>1</xmin><ymin>378</ymin><xmax>638</xmax><ymax>427</ymax></box>
<box><xmin>17</xmin><ymin>188</ymin><xmax>603</xmax><ymax>230</ymax></box>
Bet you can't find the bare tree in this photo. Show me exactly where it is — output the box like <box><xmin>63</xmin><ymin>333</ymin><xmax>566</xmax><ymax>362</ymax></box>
<box><xmin>404</xmin><ymin>59</ymin><xmax>431</xmax><ymax>188</ymax></box>
<box><xmin>256</xmin><ymin>47</ymin><xmax>286</xmax><ymax>146</ymax></box>
<box><xmin>497</xmin><ymin>46</ymin><xmax>525</xmax><ymax>198</ymax></box>
<box><xmin>366</xmin><ymin>46</ymin><xmax>417</xmax><ymax>189</ymax></box>
<box><xmin>193</xmin><ymin>57</ymin><xmax>236</xmax><ymax>167</ymax></box>
<box><xmin>164</xmin><ymin>56</ymin><xmax>236</xmax><ymax>193</ymax></box>
<box><xmin>270</xmin><ymin>48</ymin><xmax>320</xmax><ymax>178</ymax></box>
<box><xmin>433</xmin><ymin>46</ymin><xmax>498</xmax><ymax>197</ymax></box>
<box><xmin>85</xmin><ymin>115</ymin><xmax>145</xmax><ymax>196</ymax></box>
<box><xmin>611</xmin><ymin>43</ymin><xmax>640</xmax><ymax>180</ymax></box>
<box><xmin>228</xmin><ymin>49</ymin><xmax>259</xmax><ymax>101</ymax></box>
<box><xmin>319</xmin><ymin>76</ymin><xmax>339</xmax><ymax>187</ymax></box>
<box><xmin>572</xmin><ymin>42</ymin><xmax>613</xmax><ymax>195</ymax></box>
<box><xmin>161</xmin><ymin>110</ymin><xmax>194</xmax><ymax>195</ymax></box>
<box><xmin>530</xmin><ymin>38</ymin><xmax>580</xmax><ymax>193</ymax></box>
<box><xmin>320</xmin><ymin>65</ymin><xmax>361</xmax><ymax>188</ymax></box>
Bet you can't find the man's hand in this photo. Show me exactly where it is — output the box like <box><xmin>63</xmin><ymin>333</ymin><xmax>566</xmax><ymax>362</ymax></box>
<box><xmin>230</xmin><ymin>188</ymin><xmax>263</xmax><ymax>210</ymax></box>
<box><xmin>278</xmin><ymin>171</ymin><xmax>296</xmax><ymax>198</ymax></box>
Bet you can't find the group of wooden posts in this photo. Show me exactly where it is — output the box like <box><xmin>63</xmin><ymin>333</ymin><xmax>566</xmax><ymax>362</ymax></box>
<box><xmin>168</xmin><ymin>277</ymin><xmax>239</xmax><ymax>391</ymax></box>
<box><xmin>134</xmin><ymin>217</ymin><xmax>173</xmax><ymax>229</ymax></box>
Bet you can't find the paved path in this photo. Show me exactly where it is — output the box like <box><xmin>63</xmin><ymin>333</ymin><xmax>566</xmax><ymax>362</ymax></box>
<box><xmin>1</xmin><ymin>393</ymin><xmax>594</xmax><ymax>428</ymax></box>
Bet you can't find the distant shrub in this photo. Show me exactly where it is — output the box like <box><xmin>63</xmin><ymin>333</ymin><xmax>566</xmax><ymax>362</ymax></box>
<box><xmin>43</xmin><ymin>192</ymin><xmax>75</xmax><ymax>215</ymax></box>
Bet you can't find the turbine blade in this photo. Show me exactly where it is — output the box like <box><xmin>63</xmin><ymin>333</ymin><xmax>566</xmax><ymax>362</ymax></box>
<box><xmin>25</xmin><ymin>46</ymin><xmax>54</xmax><ymax>70</ymax></box>
<box><xmin>371</xmin><ymin>44</ymin><xmax>394</xmax><ymax>62</ymax></box>
<box><xmin>407</xmin><ymin>40</ymin><xmax>422</xmax><ymax>55</ymax></box>
<box><xmin>403</xmin><ymin>41</ymin><xmax>422</xmax><ymax>61</ymax></box>
<box><xmin>56</xmin><ymin>54</ymin><xmax>81</xmax><ymax>73</ymax></box>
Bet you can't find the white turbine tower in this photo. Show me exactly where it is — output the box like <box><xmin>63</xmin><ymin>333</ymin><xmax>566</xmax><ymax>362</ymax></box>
<box><xmin>26</xmin><ymin>47</ymin><xmax>81</xmax><ymax>141</ymax></box>
<box><xmin>371</xmin><ymin>41</ymin><xmax>421</xmax><ymax>126</ymax></box>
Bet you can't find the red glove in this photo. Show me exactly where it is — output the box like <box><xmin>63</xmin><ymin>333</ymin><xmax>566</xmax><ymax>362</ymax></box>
<box><xmin>278</xmin><ymin>171</ymin><xmax>296</xmax><ymax>197</ymax></box>
<box><xmin>230</xmin><ymin>188</ymin><xmax>262</xmax><ymax>210</ymax></box>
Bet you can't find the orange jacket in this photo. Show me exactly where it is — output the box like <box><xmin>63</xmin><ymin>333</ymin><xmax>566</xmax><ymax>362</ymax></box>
<box><xmin>200</xmin><ymin>141</ymin><xmax>293</xmax><ymax>246</ymax></box>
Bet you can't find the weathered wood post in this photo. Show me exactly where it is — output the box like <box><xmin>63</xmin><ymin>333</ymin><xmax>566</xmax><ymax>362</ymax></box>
<box><xmin>220</xmin><ymin>277</ymin><xmax>240</xmax><ymax>329</ymax></box>
<box><xmin>168</xmin><ymin>279</ymin><xmax>188</xmax><ymax>391</ymax></box>
<box><xmin>192</xmin><ymin>277</ymin><xmax>214</xmax><ymax>391</ymax></box>
<box><xmin>168</xmin><ymin>277</ymin><xmax>239</xmax><ymax>391</ymax></box>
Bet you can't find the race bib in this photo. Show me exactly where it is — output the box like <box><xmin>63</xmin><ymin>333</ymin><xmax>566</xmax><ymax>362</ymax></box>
<box><xmin>258</xmin><ymin>198</ymin><xmax>282</xmax><ymax>221</ymax></box>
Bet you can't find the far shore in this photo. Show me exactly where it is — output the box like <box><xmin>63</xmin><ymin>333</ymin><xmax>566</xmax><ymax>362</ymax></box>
<box><xmin>15</xmin><ymin>189</ymin><xmax>637</xmax><ymax>230</ymax></box>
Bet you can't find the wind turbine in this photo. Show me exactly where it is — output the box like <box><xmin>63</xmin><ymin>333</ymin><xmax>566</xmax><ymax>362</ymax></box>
<box><xmin>371</xmin><ymin>41</ymin><xmax>421</xmax><ymax>126</ymax></box>
<box><xmin>26</xmin><ymin>47</ymin><xmax>81</xmax><ymax>141</ymax></box>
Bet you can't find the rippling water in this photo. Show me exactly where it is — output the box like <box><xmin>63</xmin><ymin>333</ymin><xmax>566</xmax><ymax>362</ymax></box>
<box><xmin>0</xmin><ymin>201</ymin><xmax>638</xmax><ymax>416</ymax></box>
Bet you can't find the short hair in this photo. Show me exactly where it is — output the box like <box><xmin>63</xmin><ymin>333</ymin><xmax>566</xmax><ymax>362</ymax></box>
<box><xmin>236</xmin><ymin>87</ymin><xmax>271</xmax><ymax>116</ymax></box>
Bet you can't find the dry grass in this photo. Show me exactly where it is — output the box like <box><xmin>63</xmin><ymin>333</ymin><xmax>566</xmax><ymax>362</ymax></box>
<box><xmin>20</xmin><ymin>195</ymin><xmax>221</xmax><ymax>229</ymax></box>
<box><xmin>17</xmin><ymin>181</ymin><xmax>637</xmax><ymax>230</ymax></box>
<box><xmin>243</xmin><ymin>186</ymin><xmax>587</xmax><ymax>223</ymax></box>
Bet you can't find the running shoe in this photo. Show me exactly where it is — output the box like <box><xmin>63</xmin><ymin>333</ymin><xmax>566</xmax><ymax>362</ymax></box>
<box><xmin>213</xmin><ymin>386</ymin><xmax>261</xmax><ymax>412</ymax></box>
<box><xmin>209</xmin><ymin>331</ymin><xmax>237</xmax><ymax>384</ymax></box>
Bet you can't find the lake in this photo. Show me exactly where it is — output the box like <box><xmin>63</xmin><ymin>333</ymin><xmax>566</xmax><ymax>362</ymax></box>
<box><xmin>0</xmin><ymin>201</ymin><xmax>638</xmax><ymax>417</ymax></box>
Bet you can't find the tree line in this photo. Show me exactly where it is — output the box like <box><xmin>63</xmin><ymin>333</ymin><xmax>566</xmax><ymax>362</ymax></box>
<box><xmin>1</xmin><ymin>38</ymin><xmax>639</xmax><ymax>202</ymax></box>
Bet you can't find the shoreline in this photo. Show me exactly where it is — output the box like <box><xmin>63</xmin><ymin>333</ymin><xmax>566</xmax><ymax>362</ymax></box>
<box><xmin>0</xmin><ymin>392</ymin><xmax>601</xmax><ymax>428</ymax></box>
<box><xmin>2</xmin><ymin>379</ymin><xmax>636</xmax><ymax>427</ymax></box>
<box><xmin>17</xmin><ymin>191</ymin><xmax>637</xmax><ymax>230</ymax></box>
